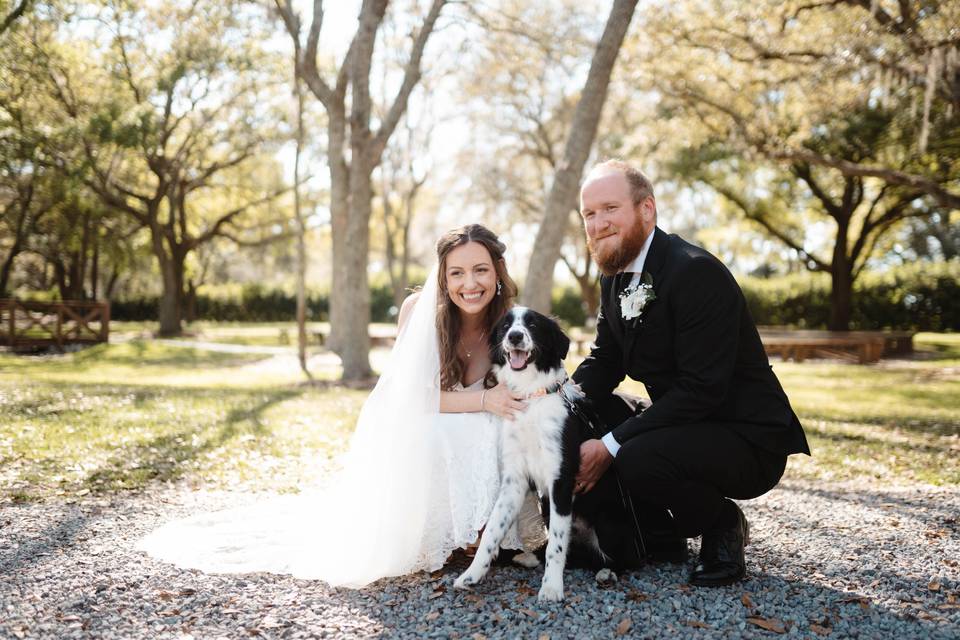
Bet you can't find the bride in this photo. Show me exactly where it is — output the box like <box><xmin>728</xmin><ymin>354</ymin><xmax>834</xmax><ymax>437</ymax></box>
<box><xmin>139</xmin><ymin>224</ymin><xmax>546</xmax><ymax>587</ymax></box>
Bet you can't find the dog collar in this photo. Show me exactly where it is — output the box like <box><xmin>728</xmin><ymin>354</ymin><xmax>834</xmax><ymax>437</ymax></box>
<box><xmin>521</xmin><ymin>378</ymin><xmax>566</xmax><ymax>400</ymax></box>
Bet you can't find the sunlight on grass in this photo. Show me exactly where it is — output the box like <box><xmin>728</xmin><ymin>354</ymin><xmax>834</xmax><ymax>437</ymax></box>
<box><xmin>2</xmin><ymin>333</ymin><xmax>958</xmax><ymax>503</ymax></box>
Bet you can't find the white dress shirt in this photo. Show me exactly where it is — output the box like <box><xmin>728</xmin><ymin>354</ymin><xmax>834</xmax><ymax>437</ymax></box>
<box><xmin>600</xmin><ymin>228</ymin><xmax>656</xmax><ymax>458</ymax></box>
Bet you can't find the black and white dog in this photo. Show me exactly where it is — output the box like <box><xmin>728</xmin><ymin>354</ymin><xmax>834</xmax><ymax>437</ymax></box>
<box><xmin>453</xmin><ymin>307</ymin><xmax>606</xmax><ymax>602</ymax></box>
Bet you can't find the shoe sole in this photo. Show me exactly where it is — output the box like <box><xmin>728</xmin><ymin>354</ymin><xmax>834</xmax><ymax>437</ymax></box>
<box><xmin>689</xmin><ymin>569</ymin><xmax>747</xmax><ymax>588</ymax></box>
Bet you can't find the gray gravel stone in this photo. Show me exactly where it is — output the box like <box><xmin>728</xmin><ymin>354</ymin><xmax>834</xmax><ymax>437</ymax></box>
<box><xmin>2</xmin><ymin>478</ymin><xmax>958</xmax><ymax>639</ymax></box>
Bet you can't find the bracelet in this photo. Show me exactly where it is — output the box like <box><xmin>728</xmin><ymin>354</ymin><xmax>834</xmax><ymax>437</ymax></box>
<box><xmin>480</xmin><ymin>390</ymin><xmax>487</xmax><ymax>411</ymax></box>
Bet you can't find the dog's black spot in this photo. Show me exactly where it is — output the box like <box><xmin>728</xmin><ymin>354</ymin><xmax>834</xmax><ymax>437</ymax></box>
<box><xmin>486</xmin><ymin>546</ymin><xmax>494</xmax><ymax>554</ymax></box>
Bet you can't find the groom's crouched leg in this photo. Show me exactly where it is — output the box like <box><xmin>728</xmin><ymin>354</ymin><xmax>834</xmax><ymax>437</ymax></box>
<box><xmin>569</xmin><ymin>470</ymin><xmax>686</xmax><ymax>569</ymax></box>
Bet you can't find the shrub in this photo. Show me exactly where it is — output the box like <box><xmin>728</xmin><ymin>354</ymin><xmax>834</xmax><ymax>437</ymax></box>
<box><xmin>109</xmin><ymin>261</ymin><xmax>959</xmax><ymax>331</ymax></box>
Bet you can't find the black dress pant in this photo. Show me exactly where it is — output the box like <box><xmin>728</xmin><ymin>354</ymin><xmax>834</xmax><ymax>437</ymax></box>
<box><xmin>584</xmin><ymin>394</ymin><xmax>787</xmax><ymax>539</ymax></box>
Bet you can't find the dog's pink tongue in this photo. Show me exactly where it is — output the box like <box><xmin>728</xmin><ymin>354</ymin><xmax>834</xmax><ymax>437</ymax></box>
<box><xmin>509</xmin><ymin>350</ymin><xmax>528</xmax><ymax>369</ymax></box>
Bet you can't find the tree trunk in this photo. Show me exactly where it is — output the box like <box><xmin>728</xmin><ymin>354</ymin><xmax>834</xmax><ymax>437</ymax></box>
<box><xmin>828</xmin><ymin>219</ymin><xmax>853</xmax><ymax>331</ymax></box>
<box><xmin>522</xmin><ymin>0</ymin><xmax>639</xmax><ymax>313</ymax></box>
<box><xmin>293</xmin><ymin>71</ymin><xmax>310</xmax><ymax>378</ymax></box>
<box><xmin>150</xmin><ymin>225</ymin><xmax>181</xmax><ymax>336</ymax></box>
<box><xmin>0</xmin><ymin>244</ymin><xmax>21</xmax><ymax>296</ymax></box>
<box><xmin>829</xmin><ymin>266</ymin><xmax>854</xmax><ymax>331</ymax></box>
<box><xmin>339</xmin><ymin>162</ymin><xmax>373</xmax><ymax>380</ymax></box>
<box><xmin>325</xmin><ymin>109</ymin><xmax>350</xmax><ymax>354</ymax></box>
<box><xmin>91</xmin><ymin>231</ymin><xmax>100</xmax><ymax>300</ymax></box>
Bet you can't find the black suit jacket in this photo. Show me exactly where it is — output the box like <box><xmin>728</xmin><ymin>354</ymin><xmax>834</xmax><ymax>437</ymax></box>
<box><xmin>573</xmin><ymin>228</ymin><xmax>810</xmax><ymax>457</ymax></box>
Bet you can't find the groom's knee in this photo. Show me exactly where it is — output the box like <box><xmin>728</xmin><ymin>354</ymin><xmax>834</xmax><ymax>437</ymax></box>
<box><xmin>613</xmin><ymin>435</ymin><xmax>676</xmax><ymax>489</ymax></box>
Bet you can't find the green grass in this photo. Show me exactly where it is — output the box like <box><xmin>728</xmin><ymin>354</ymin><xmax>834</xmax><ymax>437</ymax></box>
<box><xmin>2</xmin><ymin>331</ymin><xmax>958</xmax><ymax>503</ymax></box>
<box><xmin>609</xmin><ymin>339</ymin><xmax>960</xmax><ymax>486</ymax></box>
<box><xmin>0</xmin><ymin>341</ymin><xmax>362</xmax><ymax>502</ymax></box>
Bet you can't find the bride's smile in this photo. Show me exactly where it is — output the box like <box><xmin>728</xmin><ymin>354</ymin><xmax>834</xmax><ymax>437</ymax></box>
<box><xmin>444</xmin><ymin>241</ymin><xmax>498</xmax><ymax>315</ymax></box>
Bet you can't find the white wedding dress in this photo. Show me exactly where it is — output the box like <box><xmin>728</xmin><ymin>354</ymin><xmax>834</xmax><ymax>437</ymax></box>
<box><xmin>138</xmin><ymin>266</ymin><xmax>539</xmax><ymax>587</ymax></box>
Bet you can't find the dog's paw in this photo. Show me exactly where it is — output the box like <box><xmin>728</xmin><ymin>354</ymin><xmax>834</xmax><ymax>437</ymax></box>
<box><xmin>537</xmin><ymin>580</ymin><xmax>564</xmax><ymax>602</ymax></box>
<box><xmin>454</xmin><ymin>572</ymin><xmax>479</xmax><ymax>590</ymax></box>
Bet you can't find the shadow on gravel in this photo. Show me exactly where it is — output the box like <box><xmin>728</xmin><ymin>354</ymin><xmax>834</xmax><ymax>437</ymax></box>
<box><xmin>776</xmin><ymin>482</ymin><xmax>960</xmax><ymax>529</ymax></box>
<box><xmin>0</xmin><ymin>507</ymin><xmax>91</xmax><ymax>575</ymax></box>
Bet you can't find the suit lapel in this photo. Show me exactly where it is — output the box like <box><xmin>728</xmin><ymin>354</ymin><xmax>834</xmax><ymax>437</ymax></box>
<box><xmin>623</xmin><ymin>228</ymin><xmax>668</xmax><ymax>357</ymax></box>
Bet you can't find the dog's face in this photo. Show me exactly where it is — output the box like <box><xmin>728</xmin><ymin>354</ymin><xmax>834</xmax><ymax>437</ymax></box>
<box><xmin>490</xmin><ymin>307</ymin><xmax>570</xmax><ymax>385</ymax></box>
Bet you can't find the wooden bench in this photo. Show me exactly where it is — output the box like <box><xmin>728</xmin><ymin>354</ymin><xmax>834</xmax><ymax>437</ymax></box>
<box><xmin>759</xmin><ymin>329</ymin><xmax>896</xmax><ymax>364</ymax></box>
<box><xmin>311</xmin><ymin>326</ymin><xmax>397</xmax><ymax>348</ymax></box>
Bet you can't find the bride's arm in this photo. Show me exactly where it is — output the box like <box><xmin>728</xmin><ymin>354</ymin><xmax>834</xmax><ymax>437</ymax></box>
<box><xmin>439</xmin><ymin>389</ymin><xmax>486</xmax><ymax>413</ymax></box>
<box><xmin>441</xmin><ymin>384</ymin><xmax>525</xmax><ymax>418</ymax></box>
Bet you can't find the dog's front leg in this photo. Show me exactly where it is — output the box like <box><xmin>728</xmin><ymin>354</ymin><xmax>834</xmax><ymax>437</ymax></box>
<box><xmin>538</xmin><ymin>483</ymin><xmax>574</xmax><ymax>602</ymax></box>
<box><xmin>453</xmin><ymin>474</ymin><xmax>526</xmax><ymax>590</ymax></box>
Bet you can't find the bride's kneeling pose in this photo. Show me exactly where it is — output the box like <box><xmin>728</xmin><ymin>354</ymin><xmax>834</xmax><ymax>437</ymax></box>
<box><xmin>139</xmin><ymin>224</ymin><xmax>545</xmax><ymax>587</ymax></box>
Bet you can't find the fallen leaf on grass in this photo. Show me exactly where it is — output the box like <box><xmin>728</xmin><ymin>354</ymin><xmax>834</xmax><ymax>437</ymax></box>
<box><xmin>425</xmin><ymin>612</ymin><xmax>440</xmax><ymax>621</ymax></box>
<box><xmin>539</xmin><ymin>635</ymin><xmax>550</xmax><ymax>640</ymax></box>
<box><xmin>928</xmin><ymin>582</ymin><xmax>941</xmax><ymax>592</ymax></box>
<box><xmin>685</xmin><ymin>620</ymin><xmax>711</xmax><ymax>629</ymax></box>
<box><xmin>741</xmin><ymin>593</ymin><xmax>754</xmax><ymax>608</ymax></box>
<box><xmin>519</xmin><ymin>609</ymin><xmax>538</xmax><ymax>618</ymax></box>
<box><xmin>429</xmin><ymin>589</ymin><xmax>445</xmax><ymax>600</ymax></box>
<box><xmin>810</xmin><ymin>623</ymin><xmax>832</xmax><ymax>636</ymax></box>
<box><xmin>747</xmin><ymin>616</ymin><xmax>786</xmax><ymax>634</ymax></box>
<box><xmin>616</xmin><ymin>618</ymin><xmax>632</xmax><ymax>635</ymax></box>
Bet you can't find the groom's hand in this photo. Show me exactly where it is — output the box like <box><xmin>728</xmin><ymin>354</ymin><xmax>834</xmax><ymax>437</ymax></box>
<box><xmin>575</xmin><ymin>439</ymin><xmax>613</xmax><ymax>494</ymax></box>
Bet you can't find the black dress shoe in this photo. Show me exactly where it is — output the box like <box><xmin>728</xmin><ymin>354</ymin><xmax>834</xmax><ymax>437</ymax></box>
<box><xmin>689</xmin><ymin>503</ymin><xmax>750</xmax><ymax>587</ymax></box>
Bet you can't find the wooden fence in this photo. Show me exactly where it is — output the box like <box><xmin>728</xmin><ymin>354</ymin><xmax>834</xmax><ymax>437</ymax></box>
<box><xmin>0</xmin><ymin>299</ymin><xmax>110</xmax><ymax>351</ymax></box>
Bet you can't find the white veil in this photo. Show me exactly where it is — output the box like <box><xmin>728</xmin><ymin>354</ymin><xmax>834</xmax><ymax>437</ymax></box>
<box><xmin>138</xmin><ymin>267</ymin><xmax>444</xmax><ymax>587</ymax></box>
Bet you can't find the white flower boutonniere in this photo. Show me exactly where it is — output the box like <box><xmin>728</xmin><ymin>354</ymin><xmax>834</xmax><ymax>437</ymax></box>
<box><xmin>619</xmin><ymin>272</ymin><xmax>656</xmax><ymax>322</ymax></box>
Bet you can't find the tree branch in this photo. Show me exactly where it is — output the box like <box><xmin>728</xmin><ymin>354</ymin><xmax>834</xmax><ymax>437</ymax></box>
<box><xmin>192</xmin><ymin>185</ymin><xmax>291</xmax><ymax>247</ymax></box>
<box><xmin>370</xmin><ymin>0</ymin><xmax>447</xmax><ymax>165</ymax></box>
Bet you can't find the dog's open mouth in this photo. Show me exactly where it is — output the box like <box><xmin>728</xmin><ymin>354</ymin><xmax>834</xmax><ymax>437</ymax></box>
<box><xmin>508</xmin><ymin>349</ymin><xmax>532</xmax><ymax>371</ymax></box>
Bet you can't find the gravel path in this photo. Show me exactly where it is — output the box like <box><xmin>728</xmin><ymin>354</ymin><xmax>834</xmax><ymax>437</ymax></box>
<box><xmin>2</xmin><ymin>479</ymin><xmax>958</xmax><ymax>639</ymax></box>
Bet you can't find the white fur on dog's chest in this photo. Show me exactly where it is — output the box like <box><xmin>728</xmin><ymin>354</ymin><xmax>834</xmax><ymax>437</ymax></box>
<box><xmin>500</xmin><ymin>394</ymin><xmax>568</xmax><ymax>495</ymax></box>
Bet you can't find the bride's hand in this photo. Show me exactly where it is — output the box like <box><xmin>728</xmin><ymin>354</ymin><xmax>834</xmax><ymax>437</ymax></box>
<box><xmin>482</xmin><ymin>382</ymin><xmax>526</xmax><ymax>420</ymax></box>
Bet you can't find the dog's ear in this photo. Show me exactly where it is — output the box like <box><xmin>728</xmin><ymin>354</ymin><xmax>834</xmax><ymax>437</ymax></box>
<box><xmin>489</xmin><ymin>313</ymin><xmax>509</xmax><ymax>365</ymax></box>
<box><xmin>548</xmin><ymin>315</ymin><xmax>570</xmax><ymax>361</ymax></box>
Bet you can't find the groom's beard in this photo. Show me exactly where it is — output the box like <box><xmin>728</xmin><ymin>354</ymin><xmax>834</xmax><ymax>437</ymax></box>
<box><xmin>587</xmin><ymin>218</ymin><xmax>648</xmax><ymax>277</ymax></box>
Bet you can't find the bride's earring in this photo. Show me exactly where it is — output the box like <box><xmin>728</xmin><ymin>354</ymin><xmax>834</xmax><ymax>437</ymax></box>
<box><xmin>496</xmin><ymin>280</ymin><xmax>502</xmax><ymax>296</ymax></box>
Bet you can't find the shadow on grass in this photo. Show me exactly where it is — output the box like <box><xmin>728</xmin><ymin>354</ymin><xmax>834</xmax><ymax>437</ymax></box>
<box><xmin>798</xmin><ymin>411</ymin><xmax>959</xmax><ymax>437</ymax></box>
<box><xmin>804</xmin><ymin>422</ymin><xmax>958</xmax><ymax>455</ymax></box>
<box><xmin>80</xmin><ymin>388</ymin><xmax>303</xmax><ymax>493</ymax></box>
<box><xmin>0</xmin><ymin>340</ymin><xmax>268</xmax><ymax>373</ymax></box>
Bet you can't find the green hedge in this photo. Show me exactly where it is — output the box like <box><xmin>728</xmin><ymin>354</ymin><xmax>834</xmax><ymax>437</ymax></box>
<box><xmin>110</xmin><ymin>261</ymin><xmax>959</xmax><ymax>331</ymax></box>
<box><xmin>111</xmin><ymin>282</ymin><xmax>399</xmax><ymax>323</ymax></box>
<box><xmin>740</xmin><ymin>261</ymin><xmax>960</xmax><ymax>331</ymax></box>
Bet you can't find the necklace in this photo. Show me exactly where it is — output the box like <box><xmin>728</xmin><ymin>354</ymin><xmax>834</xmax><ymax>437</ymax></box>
<box><xmin>460</xmin><ymin>329</ymin><xmax>487</xmax><ymax>359</ymax></box>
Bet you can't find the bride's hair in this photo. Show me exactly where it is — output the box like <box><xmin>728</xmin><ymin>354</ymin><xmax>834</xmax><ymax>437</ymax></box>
<box><xmin>435</xmin><ymin>224</ymin><xmax>518</xmax><ymax>391</ymax></box>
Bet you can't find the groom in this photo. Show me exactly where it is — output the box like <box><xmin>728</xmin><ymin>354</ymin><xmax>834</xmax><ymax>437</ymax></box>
<box><xmin>571</xmin><ymin>160</ymin><xmax>809</xmax><ymax>586</ymax></box>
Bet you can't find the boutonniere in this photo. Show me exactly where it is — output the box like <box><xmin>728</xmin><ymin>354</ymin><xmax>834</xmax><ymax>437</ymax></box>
<box><xmin>619</xmin><ymin>272</ymin><xmax>656</xmax><ymax>322</ymax></box>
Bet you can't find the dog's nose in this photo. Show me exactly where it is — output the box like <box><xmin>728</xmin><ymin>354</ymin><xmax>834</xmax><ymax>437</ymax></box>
<box><xmin>507</xmin><ymin>330</ymin><xmax>524</xmax><ymax>345</ymax></box>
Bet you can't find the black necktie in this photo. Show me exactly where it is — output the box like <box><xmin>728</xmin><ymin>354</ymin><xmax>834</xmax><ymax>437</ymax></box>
<box><xmin>615</xmin><ymin>271</ymin><xmax>635</xmax><ymax>295</ymax></box>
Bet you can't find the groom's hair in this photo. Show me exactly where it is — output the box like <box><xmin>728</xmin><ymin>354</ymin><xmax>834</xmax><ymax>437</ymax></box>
<box><xmin>590</xmin><ymin>159</ymin><xmax>655</xmax><ymax>208</ymax></box>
